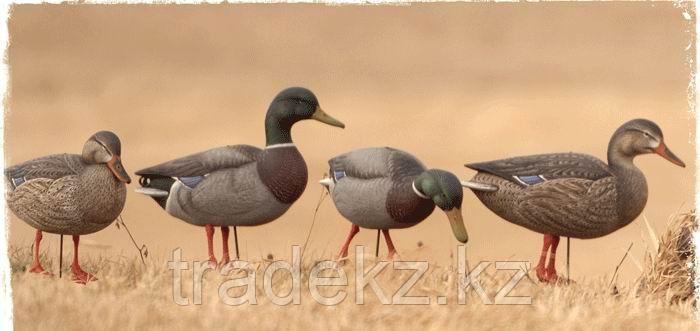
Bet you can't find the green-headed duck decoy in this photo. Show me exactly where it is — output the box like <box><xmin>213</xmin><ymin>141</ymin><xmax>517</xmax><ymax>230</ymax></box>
<box><xmin>320</xmin><ymin>147</ymin><xmax>468</xmax><ymax>260</ymax></box>
<box><xmin>460</xmin><ymin>119</ymin><xmax>685</xmax><ymax>283</ymax></box>
<box><xmin>6</xmin><ymin>131</ymin><xmax>131</xmax><ymax>284</ymax></box>
<box><xmin>135</xmin><ymin>87</ymin><xmax>344</xmax><ymax>265</ymax></box>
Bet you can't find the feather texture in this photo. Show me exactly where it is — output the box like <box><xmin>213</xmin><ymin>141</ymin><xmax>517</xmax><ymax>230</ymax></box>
<box><xmin>466</xmin><ymin>153</ymin><xmax>612</xmax><ymax>186</ymax></box>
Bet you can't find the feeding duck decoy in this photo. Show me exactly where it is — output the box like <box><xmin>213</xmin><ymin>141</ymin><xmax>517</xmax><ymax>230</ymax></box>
<box><xmin>6</xmin><ymin>131</ymin><xmax>131</xmax><ymax>284</ymax></box>
<box><xmin>135</xmin><ymin>87</ymin><xmax>344</xmax><ymax>266</ymax></box>
<box><xmin>320</xmin><ymin>147</ymin><xmax>468</xmax><ymax>261</ymax></box>
<box><xmin>460</xmin><ymin>119</ymin><xmax>685</xmax><ymax>283</ymax></box>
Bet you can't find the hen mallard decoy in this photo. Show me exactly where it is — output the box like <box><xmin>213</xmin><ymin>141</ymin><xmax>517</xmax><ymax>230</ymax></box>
<box><xmin>6</xmin><ymin>131</ymin><xmax>131</xmax><ymax>284</ymax></box>
<box><xmin>461</xmin><ymin>119</ymin><xmax>685</xmax><ymax>283</ymax></box>
<box><xmin>320</xmin><ymin>147</ymin><xmax>468</xmax><ymax>260</ymax></box>
<box><xmin>135</xmin><ymin>87</ymin><xmax>344</xmax><ymax>266</ymax></box>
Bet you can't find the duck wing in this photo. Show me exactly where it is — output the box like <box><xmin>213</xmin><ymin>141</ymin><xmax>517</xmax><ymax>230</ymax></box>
<box><xmin>7</xmin><ymin>176</ymin><xmax>82</xmax><ymax>232</ymax></box>
<box><xmin>465</xmin><ymin>153</ymin><xmax>612</xmax><ymax>187</ymax></box>
<box><xmin>328</xmin><ymin>147</ymin><xmax>425</xmax><ymax>182</ymax></box>
<box><xmin>136</xmin><ymin>145</ymin><xmax>262</xmax><ymax>178</ymax></box>
<box><xmin>517</xmin><ymin>176</ymin><xmax>618</xmax><ymax>237</ymax></box>
<box><xmin>5</xmin><ymin>154</ymin><xmax>84</xmax><ymax>189</ymax></box>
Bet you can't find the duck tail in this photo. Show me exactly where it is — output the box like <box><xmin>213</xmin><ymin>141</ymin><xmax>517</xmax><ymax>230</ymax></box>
<box><xmin>318</xmin><ymin>174</ymin><xmax>334</xmax><ymax>193</ymax></box>
<box><xmin>460</xmin><ymin>180</ymin><xmax>498</xmax><ymax>192</ymax></box>
<box><xmin>135</xmin><ymin>175</ymin><xmax>175</xmax><ymax>209</ymax></box>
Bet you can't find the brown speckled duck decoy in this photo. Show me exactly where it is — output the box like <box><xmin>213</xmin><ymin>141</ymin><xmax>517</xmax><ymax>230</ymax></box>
<box><xmin>5</xmin><ymin>131</ymin><xmax>131</xmax><ymax>284</ymax></box>
<box><xmin>460</xmin><ymin>119</ymin><xmax>685</xmax><ymax>283</ymax></box>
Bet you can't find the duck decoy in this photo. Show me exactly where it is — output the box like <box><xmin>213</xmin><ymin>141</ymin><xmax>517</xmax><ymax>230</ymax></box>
<box><xmin>6</xmin><ymin>131</ymin><xmax>131</xmax><ymax>284</ymax></box>
<box><xmin>460</xmin><ymin>119</ymin><xmax>685</xmax><ymax>283</ymax></box>
<box><xmin>320</xmin><ymin>147</ymin><xmax>468</xmax><ymax>261</ymax></box>
<box><xmin>135</xmin><ymin>87</ymin><xmax>344</xmax><ymax>266</ymax></box>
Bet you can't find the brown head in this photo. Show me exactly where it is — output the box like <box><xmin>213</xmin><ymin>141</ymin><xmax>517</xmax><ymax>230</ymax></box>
<box><xmin>607</xmin><ymin>119</ymin><xmax>685</xmax><ymax>168</ymax></box>
<box><xmin>81</xmin><ymin>131</ymin><xmax>131</xmax><ymax>184</ymax></box>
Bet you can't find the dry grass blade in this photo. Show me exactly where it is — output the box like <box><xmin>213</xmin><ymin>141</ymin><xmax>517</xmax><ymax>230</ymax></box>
<box><xmin>640</xmin><ymin>211</ymin><xmax>696</xmax><ymax>305</ymax></box>
<box><xmin>643</xmin><ymin>214</ymin><xmax>660</xmax><ymax>253</ymax></box>
<box><xmin>301</xmin><ymin>187</ymin><xmax>328</xmax><ymax>258</ymax></box>
<box><xmin>117</xmin><ymin>215</ymin><xmax>147</xmax><ymax>265</ymax></box>
<box><xmin>609</xmin><ymin>242</ymin><xmax>633</xmax><ymax>288</ymax></box>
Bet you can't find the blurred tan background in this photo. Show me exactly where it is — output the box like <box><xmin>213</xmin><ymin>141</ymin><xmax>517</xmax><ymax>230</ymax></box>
<box><xmin>5</xmin><ymin>3</ymin><xmax>695</xmax><ymax>281</ymax></box>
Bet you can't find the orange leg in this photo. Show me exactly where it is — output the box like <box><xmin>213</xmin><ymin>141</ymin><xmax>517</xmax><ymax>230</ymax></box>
<box><xmin>28</xmin><ymin>230</ymin><xmax>49</xmax><ymax>275</ymax></box>
<box><xmin>546</xmin><ymin>235</ymin><xmax>560</xmax><ymax>282</ymax></box>
<box><xmin>221</xmin><ymin>226</ymin><xmax>230</xmax><ymax>266</ymax></box>
<box><xmin>205</xmin><ymin>224</ymin><xmax>217</xmax><ymax>267</ymax></box>
<box><xmin>70</xmin><ymin>235</ymin><xmax>97</xmax><ymax>284</ymax></box>
<box><xmin>381</xmin><ymin>229</ymin><xmax>398</xmax><ymax>259</ymax></box>
<box><xmin>535</xmin><ymin>234</ymin><xmax>554</xmax><ymax>282</ymax></box>
<box><xmin>337</xmin><ymin>225</ymin><xmax>360</xmax><ymax>261</ymax></box>
<box><xmin>535</xmin><ymin>234</ymin><xmax>560</xmax><ymax>283</ymax></box>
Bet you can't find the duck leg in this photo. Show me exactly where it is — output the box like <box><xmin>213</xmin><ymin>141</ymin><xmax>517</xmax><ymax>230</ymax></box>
<box><xmin>381</xmin><ymin>229</ymin><xmax>397</xmax><ymax>260</ymax></box>
<box><xmin>70</xmin><ymin>235</ymin><xmax>96</xmax><ymax>284</ymax></box>
<box><xmin>221</xmin><ymin>226</ymin><xmax>230</xmax><ymax>266</ymax></box>
<box><xmin>535</xmin><ymin>234</ymin><xmax>554</xmax><ymax>282</ymax></box>
<box><xmin>337</xmin><ymin>224</ymin><xmax>360</xmax><ymax>261</ymax></box>
<box><xmin>545</xmin><ymin>235</ymin><xmax>561</xmax><ymax>283</ymax></box>
<box><xmin>28</xmin><ymin>230</ymin><xmax>49</xmax><ymax>275</ymax></box>
<box><xmin>205</xmin><ymin>224</ymin><xmax>217</xmax><ymax>267</ymax></box>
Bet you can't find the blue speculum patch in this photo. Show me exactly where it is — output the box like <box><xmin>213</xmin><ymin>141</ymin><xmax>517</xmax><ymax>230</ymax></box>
<box><xmin>12</xmin><ymin>177</ymin><xmax>26</xmax><ymax>188</ymax></box>
<box><xmin>178</xmin><ymin>176</ymin><xmax>204</xmax><ymax>189</ymax></box>
<box><xmin>515</xmin><ymin>175</ymin><xmax>546</xmax><ymax>186</ymax></box>
<box><xmin>333</xmin><ymin>170</ymin><xmax>346</xmax><ymax>182</ymax></box>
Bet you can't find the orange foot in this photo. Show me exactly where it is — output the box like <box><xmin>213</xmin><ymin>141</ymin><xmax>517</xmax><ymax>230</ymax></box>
<box><xmin>28</xmin><ymin>263</ymin><xmax>53</xmax><ymax>277</ymax></box>
<box><xmin>535</xmin><ymin>265</ymin><xmax>559</xmax><ymax>284</ymax></box>
<box><xmin>387</xmin><ymin>250</ymin><xmax>400</xmax><ymax>261</ymax></box>
<box><xmin>219</xmin><ymin>254</ymin><xmax>231</xmax><ymax>268</ymax></box>
<box><xmin>71</xmin><ymin>266</ymin><xmax>97</xmax><ymax>284</ymax></box>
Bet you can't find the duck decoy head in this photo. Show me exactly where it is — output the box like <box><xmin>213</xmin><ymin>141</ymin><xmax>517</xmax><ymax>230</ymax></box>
<box><xmin>414</xmin><ymin>169</ymin><xmax>468</xmax><ymax>243</ymax></box>
<box><xmin>82</xmin><ymin>131</ymin><xmax>132</xmax><ymax>184</ymax></box>
<box><xmin>610</xmin><ymin>119</ymin><xmax>685</xmax><ymax>168</ymax></box>
<box><xmin>267</xmin><ymin>87</ymin><xmax>345</xmax><ymax>129</ymax></box>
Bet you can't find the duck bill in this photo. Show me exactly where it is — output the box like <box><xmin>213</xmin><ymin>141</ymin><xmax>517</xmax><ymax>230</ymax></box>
<box><xmin>107</xmin><ymin>155</ymin><xmax>132</xmax><ymax>184</ymax></box>
<box><xmin>444</xmin><ymin>208</ymin><xmax>468</xmax><ymax>243</ymax></box>
<box><xmin>311</xmin><ymin>106</ymin><xmax>345</xmax><ymax>129</ymax></box>
<box><xmin>654</xmin><ymin>141</ymin><xmax>685</xmax><ymax>168</ymax></box>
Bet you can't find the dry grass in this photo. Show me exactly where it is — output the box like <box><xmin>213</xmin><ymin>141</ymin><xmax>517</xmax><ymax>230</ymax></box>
<box><xmin>9</xmin><ymin>213</ymin><xmax>700</xmax><ymax>330</ymax></box>
<box><xmin>641</xmin><ymin>211</ymin><xmax>697</xmax><ymax>305</ymax></box>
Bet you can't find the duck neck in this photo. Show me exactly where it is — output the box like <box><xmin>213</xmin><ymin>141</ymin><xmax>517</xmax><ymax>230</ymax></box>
<box><xmin>607</xmin><ymin>135</ymin><xmax>637</xmax><ymax>172</ymax></box>
<box><xmin>265</xmin><ymin>109</ymin><xmax>295</xmax><ymax>146</ymax></box>
<box><xmin>607</xmin><ymin>139</ymin><xmax>648</xmax><ymax>223</ymax></box>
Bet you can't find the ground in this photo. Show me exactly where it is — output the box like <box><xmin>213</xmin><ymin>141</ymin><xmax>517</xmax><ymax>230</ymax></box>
<box><xmin>9</xmin><ymin>247</ymin><xmax>697</xmax><ymax>330</ymax></box>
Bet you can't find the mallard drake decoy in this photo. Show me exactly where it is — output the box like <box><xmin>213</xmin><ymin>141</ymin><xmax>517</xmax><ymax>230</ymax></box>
<box><xmin>6</xmin><ymin>131</ymin><xmax>131</xmax><ymax>284</ymax></box>
<box><xmin>320</xmin><ymin>147</ymin><xmax>468</xmax><ymax>260</ymax></box>
<box><xmin>461</xmin><ymin>119</ymin><xmax>685</xmax><ymax>283</ymax></box>
<box><xmin>135</xmin><ymin>87</ymin><xmax>344</xmax><ymax>265</ymax></box>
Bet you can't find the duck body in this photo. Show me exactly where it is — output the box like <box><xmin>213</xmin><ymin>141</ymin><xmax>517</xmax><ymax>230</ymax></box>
<box><xmin>324</xmin><ymin>147</ymin><xmax>468</xmax><ymax>260</ymax></box>
<box><xmin>7</xmin><ymin>154</ymin><xmax>127</xmax><ymax>235</ymax></box>
<box><xmin>466</xmin><ymin>152</ymin><xmax>646</xmax><ymax>239</ymax></box>
<box><xmin>136</xmin><ymin>143</ymin><xmax>308</xmax><ymax>227</ymax></box>
<box><xmin>462</xmin><ymin>119</ymin><xmax>685</xmax><ymax>283</ymax></box>
<box><xmin>5</xmin><ymin>131</ymin><xmax>131</xmax><ymax>283</ymax></box>
<box><xmin>135</xmin><ymin>87</ymin><xmax>345</xmax><ymax>265</ymax></box>
<box><xmin>327</xmin><ymin>147</ymin><xmax>435</xmax><ymax>229</ymax></box>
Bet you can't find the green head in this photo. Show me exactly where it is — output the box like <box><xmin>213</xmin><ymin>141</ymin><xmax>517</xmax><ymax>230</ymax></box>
<box><xmin>414</xmin><ymin>169</ymin><xmax>468</xmax><ymax>243</ymax></box>
<box><xmin>265</xmin><ymin>87</ymin><xmax>345</xmax><ymax>145</ymax></box>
